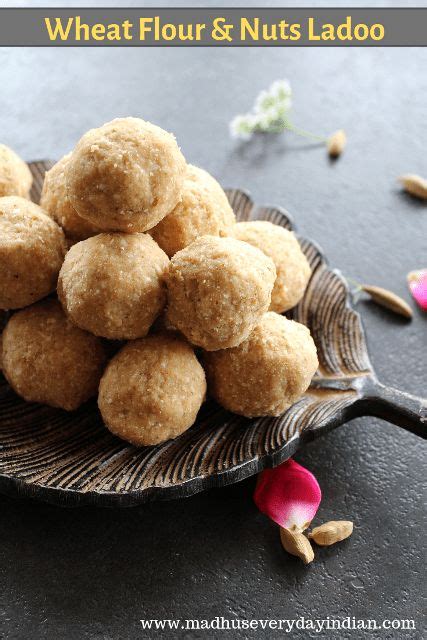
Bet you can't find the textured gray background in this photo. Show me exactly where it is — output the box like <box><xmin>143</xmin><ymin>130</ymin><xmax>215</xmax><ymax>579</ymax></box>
<box><xmin>0</xmin><ymin>1</ymin><xmax>426</xmax><ymax>639</ymax></box>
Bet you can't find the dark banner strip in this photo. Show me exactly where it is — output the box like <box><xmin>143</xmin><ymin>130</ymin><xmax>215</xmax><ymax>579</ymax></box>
<box><xmin>0</xmin><ymin>8</ymin><xmax>426</xmax><ymax>47</ymax></box>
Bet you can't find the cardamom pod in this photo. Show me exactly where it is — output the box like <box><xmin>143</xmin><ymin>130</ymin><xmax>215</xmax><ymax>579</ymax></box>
<box><xmin>399</xmin><ymin>174</ymin><xmax>427</xmax><ymax>200</ymax></box>
<box><xmin>327</xmin><ymin>129</ymin><xmax>346</xmax><ymax>157</ymax></box>
<box><xmin>280</xmin><ymin>527</ymin><xmax>314</xmax><ymax>564</ymax></box>
<box><xmin>361</xmin><ymin>285</ymin><xmax>413</xmax><ymax>319</ymax></box>
<box><xmin>309</xmin><ymin>520</ymin><xmax>353</xmax><ymax>546</ymax></box>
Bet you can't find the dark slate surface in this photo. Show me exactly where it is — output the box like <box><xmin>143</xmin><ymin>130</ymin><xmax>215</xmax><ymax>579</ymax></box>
<box><xmin>0</xmin><ymin>4</ymin><xmax>426</xmax><ymax>638</ymax></box>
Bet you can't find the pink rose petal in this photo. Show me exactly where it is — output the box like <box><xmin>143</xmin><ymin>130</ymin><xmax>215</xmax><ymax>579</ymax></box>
<box><xmin>407</xmin><ymin>269</ymin><xmax>427</xmax><ymax>311</ymax></box>
<box><xmin>254</xmin><ymin>458</ymin><xmax>321</xmax><ymax>531</ymax></box>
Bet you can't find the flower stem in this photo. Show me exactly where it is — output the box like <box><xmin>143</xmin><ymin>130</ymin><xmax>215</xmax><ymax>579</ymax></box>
<box><xmin>284</xmin><ymin>121</ymin><xmax>328</xmax><ymax>142</ymax></box>
<box><xmin>346</xmin><ymin>277</ymin><xmax>362</xmax><ymax>292</ymax></box>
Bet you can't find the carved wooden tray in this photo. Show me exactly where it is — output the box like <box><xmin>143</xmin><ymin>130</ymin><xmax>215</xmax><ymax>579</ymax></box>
<box><xmin>0</xmin><ymin>161</ymin><xmax>425</xmax><ymax>506</ymax></box>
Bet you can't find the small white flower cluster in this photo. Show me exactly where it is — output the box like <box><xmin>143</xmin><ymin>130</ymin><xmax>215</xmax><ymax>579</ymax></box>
<box><xmin>229</xmin><ymin>80</ymin><xmax>293</xmax><ymax>141</ymax></box>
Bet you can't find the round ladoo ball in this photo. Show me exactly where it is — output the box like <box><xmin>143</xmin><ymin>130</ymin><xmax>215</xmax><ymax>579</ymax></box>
<box><xmin>150</xmin><ymin>164</ymin><xmax>235</xmax><ymax>256</ymax></box>
<box><xmin>203</xmin><ymin>312</ymin><xmax>318</xmax><ymax>417</ymax></box>
<box><xmin>166</xmin><ymin>235</ymin><xmax>276</xmax><ymax>351</ymax></box>
<box><xmin>2</xmin><ymin>300</ymin><xmax>108</xmax><ymax>411</ymax></box>
<box><xmin>58</xmin><ymin>233</ymin><xmax>169</xmax><ymax>340</ymax></box>
<box><xmin>40</xmin><ymin>154</ymin><xmax>101</xmax><ymax>241</ymax></box>
<box><xmin>66</xmin><ymin>117</ymin><xmax>186</xmax><ymax>233</ymax></box>
<box><xmin>98</xmin><ymin>333</ymin><xmax>207</xmax><ymax>446</ymax></box>
<box><xmin>231</xmin><ymin>221</ymin><xmax>311</xmax><ymax>313</ymax></box>
<box><xmin>0</xmin><ymin>144</ymin><xmax>32</xmax><ymax>198</ymax></box>
<box><xmin>0</xmin><ymin>196</ymin><xmax>66</xmax><ymax>310</ymax></box>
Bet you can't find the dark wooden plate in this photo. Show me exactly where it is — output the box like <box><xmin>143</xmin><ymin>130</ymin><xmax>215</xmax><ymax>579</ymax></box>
<box><xmin>0</xmin><ymin>161</ymin><xmax>425</xmax><ymax>507</ymax></box>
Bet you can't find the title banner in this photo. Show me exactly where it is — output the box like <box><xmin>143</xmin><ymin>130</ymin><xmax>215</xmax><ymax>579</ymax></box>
<box><xmin>0</xmin><ymin>8</ymin><xmax>426</xmax><ymax>47</ymax></box>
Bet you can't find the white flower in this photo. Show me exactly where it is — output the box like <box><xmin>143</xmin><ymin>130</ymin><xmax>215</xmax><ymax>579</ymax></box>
<box><xmin>270</xmin><ymin>79</ymin><xmax>292</xmax><ymax>101</ymax></box>
<box><xmin>253</xmin><ymin>80</ymin><xmax>292</xmax><ymax>128</ymax></box>
<box><xmin>229</xmin><ymin>114</ymin><xmax>257</xmax><ymax>140</ymax></box>
<box><xmin>255</xmin><ymin>109</ymin><xmax>276</xmax><ymax>131</ymax></box>
<box><xmin>230</xmin><ymin>79</ymin><xmax>296</xmax><ymax>139</ymax></box>
<box><xmin>254</xmin><ymin>90</ymin><xmax>276</xmax><ymax>115</ymax></box>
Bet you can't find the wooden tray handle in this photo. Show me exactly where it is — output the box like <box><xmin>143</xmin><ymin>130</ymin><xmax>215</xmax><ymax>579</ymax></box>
<box><xmin>362</xmin><ymin>380</ymin><xmax>427</xmax><ymax>439</ymax></box>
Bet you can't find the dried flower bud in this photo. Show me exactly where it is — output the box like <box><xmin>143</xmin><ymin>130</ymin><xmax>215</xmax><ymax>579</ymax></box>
<box><xmin>280</xmin><ymin>527</ymin><xmax>314</xmax><ymax>564</ymax></box>
<box><xmin>309</xmin><ymin>520</ymin><xmax>353</xmax><ymax>546</ymax></box>
<box><xmin>399</xmin><ymin>174</ymin><xmax>427</xmax><ymax>200</ymax></box>
<box><xmin>327</xmin><ymin>129</ymin><xmax>346</xmax><ymax>157</ymax></box>
<box><xmin>361</xmin><ymin>284</ymin><xmax>413</xmax><ymax>319</ymax></box>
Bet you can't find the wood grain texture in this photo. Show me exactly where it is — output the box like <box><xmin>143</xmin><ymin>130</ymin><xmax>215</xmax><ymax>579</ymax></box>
<box><xmin>0</xmin><ymin>162</ymin><xmax>424</xmax><ymax>507</ymax></box>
